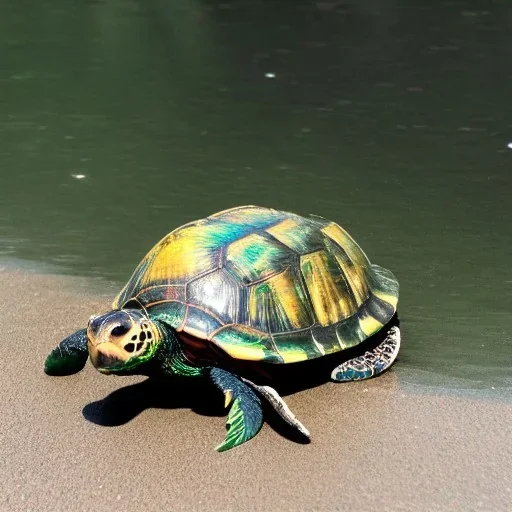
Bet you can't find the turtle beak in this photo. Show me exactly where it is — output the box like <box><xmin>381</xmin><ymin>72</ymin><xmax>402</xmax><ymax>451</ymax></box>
<box><xmin>86</xmin><ymin>311</ymin><xmax>136</xmax><ymax>371</ymax></box>
<box><xmin>89</xmin><ymin>342</ymin><xmax>130</xmax><ymax>373</ymax></box>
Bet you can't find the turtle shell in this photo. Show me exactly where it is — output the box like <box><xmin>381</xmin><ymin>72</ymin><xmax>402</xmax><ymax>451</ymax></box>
<box><xmin>113</xmin><ymin>206</ymin><xmax>399</xmax><ymax>364</ymax></box>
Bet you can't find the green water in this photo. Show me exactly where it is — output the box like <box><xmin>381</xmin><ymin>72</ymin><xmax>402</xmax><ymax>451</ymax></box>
<box><xmin>1</xmin><ymin>0</ymin><xmax>511</xmax><ymax>393</ymax></box>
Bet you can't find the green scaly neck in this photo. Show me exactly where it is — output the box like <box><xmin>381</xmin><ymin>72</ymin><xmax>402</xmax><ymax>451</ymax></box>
<box><xmin>153</xmin><ymin>322</ymin><xmax>204</xmax><ymax>378</ymax></box>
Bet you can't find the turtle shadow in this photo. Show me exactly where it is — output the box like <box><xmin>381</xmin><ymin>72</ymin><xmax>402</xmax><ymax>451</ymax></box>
<box><xmin>82</xmin><ymin>377</ymin><xmax>223</xmax><ymax>427</ymax></box>
<box><xmin>82</xmin><ymin>377</ymin><xmax>311</xmax><ymax>445</ymax></box>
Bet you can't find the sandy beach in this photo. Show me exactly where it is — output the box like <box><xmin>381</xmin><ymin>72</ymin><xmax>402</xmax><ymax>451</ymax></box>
<box><xmin>1</xmin><ymin>268</ymin><xmax>511</xmax><ymax>512</ymax></box>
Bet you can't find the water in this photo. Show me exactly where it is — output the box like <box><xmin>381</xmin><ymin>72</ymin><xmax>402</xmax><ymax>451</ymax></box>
<box><xmin>1</xmin><ymin>0</ymin><xmax>511</xmax><ymax>393</ymax></box>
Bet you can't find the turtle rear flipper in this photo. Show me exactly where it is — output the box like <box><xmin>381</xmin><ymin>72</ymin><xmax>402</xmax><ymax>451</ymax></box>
<box><xmin>44</xmin><ymin>328</ymin><xmax>89</xmax><ymax>376</ymax></box>
<box><xmin>331</xmin><ymin>325</ymin><xmax>401</xmax><ymax>381</ymax></box>
<box><xmin>241</xmin><ymin>378</ymin><xmax>310</xmax><ymax>439</ymax></box>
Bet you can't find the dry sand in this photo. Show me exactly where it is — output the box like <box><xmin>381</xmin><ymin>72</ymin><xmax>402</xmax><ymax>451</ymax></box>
<box><xmin>1</xmin><ymin>268</ymin><xmax>511</xmax><ymax>512</ymax></box>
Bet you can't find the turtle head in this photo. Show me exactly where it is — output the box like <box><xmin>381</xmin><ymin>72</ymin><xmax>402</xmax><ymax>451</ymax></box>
<box><xmin>87</xmin><ymin>309</ymin><xmax>162</xmax><ymax>374</ymax></box>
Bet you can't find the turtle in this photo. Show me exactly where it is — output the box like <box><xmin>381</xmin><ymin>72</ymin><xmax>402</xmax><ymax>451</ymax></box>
<box><xmin>44</xmin><ymin>205</ymin><xmax>400</xmax><ymax>451</ymax></box>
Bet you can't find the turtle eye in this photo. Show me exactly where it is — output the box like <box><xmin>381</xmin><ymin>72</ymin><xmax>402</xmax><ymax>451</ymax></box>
<box><xmin>111</xmin><ymin>325</ymin><xmax>130</xmax><ymax>337</ymax></box>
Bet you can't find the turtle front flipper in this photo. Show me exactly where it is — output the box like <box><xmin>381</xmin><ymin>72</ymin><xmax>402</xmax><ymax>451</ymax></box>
<box><xmin>209</xmin><ymin>367</ymin><xmax>264</xmax><ymax>452</ymax></box>
<box><xmin>44</xmin><ymin>328</ymin><xmax>89</xmax><ymax>376</ymax></box>
<box><xmin>331</xmin><ymin>325</ymin><xmax>401</xmax><ymax>381</ymax></box>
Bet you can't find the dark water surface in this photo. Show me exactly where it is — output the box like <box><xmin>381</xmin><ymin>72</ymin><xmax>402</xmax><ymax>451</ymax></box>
<box><xmin>1</xmin><ymin>0</ymin><xmax>511</xmax><ymax>393</ymax></box>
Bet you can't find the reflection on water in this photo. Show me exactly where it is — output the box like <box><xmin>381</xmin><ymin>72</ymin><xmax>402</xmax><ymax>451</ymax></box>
<box><xmin>1</xmin><ymin>0</ymin><xmax>511</xmax><ymax>392</ymax></box>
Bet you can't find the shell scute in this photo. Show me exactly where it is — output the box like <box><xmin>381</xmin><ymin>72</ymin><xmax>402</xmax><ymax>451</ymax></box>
<box><xmin>321</xmin><ymin>222</ymin><xmax>371</xmax><ymax>269</ymax></box>
<box><xmin>247</xmin><ymin>268</ymin><xmax>314</xmax><ymax>334</ymax></box>
<box><xmin>186</xmin><ymin>268</ymin><xmax>240</xmax><ymax>325</ymax></box>
<box><xmin>225</xmin><ymin>233</ymin><xmax>293</xmax><ymax>284</ymax></box>
<box><xmin>146</xmin><ymin>302</ymin><xmax>187</xmax><ymax>330</ymax></box>
<box><xmin>182</xmin><ymin>305</ymin><xmax>223</xmax><ymax>340</ymax></box>
<box><xmin>141</xmin><ymin>224</ymin><xmax>219</xmax><ymax>285</ymax></box>
<box><xmin>272</xmin><ymin>329</ymin><xmax>323</xmax><ymax>362</ymax></box>
<box><xmin>300</xmin><ymin>249</ymin><xmax>358</xmax><ymax>326</ymax></box>
<box><xmin>330</xmin><ymin>316</ymin><xmax>367</xmax><ymax>350</ymax></box>
<box><xmin>211</xmin><ymin>325</ymin><xmax>281</xmax><ymax>363</ymax></box>
<box><xmin>209</xmin><ymin>205</ymin><xmax>286</xmax><ymax>228</ymax></box>
<box><xmin>136</xmin><ymin>285</ymin><xmax>186</xmax><ymax>307</ymax></box>
<box><xmin>322</xmin><ymin>237</ymin><xmax>370</xmax><ymax>306</ymax></box>
<box><xmin>265</xmin><ymin>216</ymin><xmax>325</xmax><ymax>254</ymax></box>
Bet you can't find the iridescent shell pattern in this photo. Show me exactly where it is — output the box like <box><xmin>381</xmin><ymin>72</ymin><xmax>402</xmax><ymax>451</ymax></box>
<box><xmin>113</xmin><ymin>206</ymin><xmax>399</xmax><ymax>364</ymax></box>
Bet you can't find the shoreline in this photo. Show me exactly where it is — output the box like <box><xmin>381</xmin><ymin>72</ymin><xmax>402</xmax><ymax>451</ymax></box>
<box><xmin>3</xmin><ymin>260</ymin><xmax>507</xmax><ymax>400</ymax></box>
<box><xmin>1</xmin><ymin>268</ymin><xmax>511</xmax><ymax>511</ymax></box>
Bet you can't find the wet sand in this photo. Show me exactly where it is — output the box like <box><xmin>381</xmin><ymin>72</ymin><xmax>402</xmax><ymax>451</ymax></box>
<box><xmin>1</xmin><ymin>268</ymin><xmax>511</xmax><ymax>512</ymax></box>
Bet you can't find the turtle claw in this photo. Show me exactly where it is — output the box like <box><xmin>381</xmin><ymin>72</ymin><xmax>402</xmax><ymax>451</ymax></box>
<box><xmin>224</xmin><ymin>390</ymin><xmax>233</xmax><ymax>409</ymax></box>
